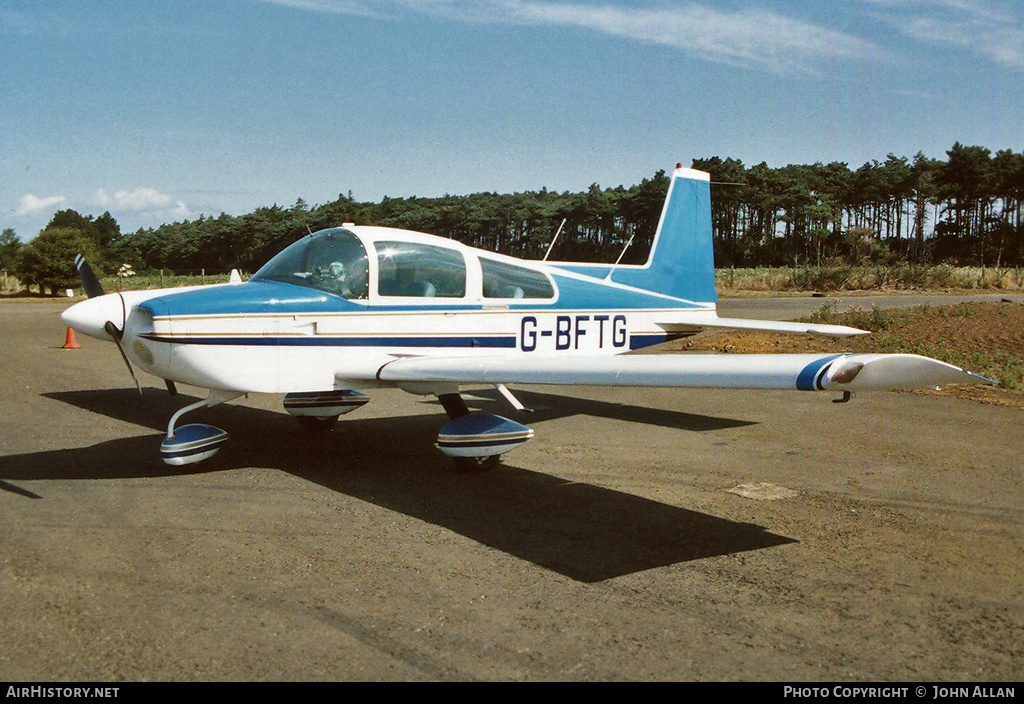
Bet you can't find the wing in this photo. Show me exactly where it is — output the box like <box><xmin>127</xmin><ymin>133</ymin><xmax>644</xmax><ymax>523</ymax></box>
<box><xmin>376</xmin><ymin>353</ymin><xmax>995</xmax><ymax>393</ymax></box>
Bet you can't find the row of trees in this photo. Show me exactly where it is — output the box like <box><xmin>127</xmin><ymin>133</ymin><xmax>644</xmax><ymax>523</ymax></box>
<box><xmin>696</xmin><ymin>143</ymin><xmax>1024</xmax><ymax>268</ymax></box>
<box><xmin>2</xmin><ymin>210</ymin><xmax>121</xmax><ymax>292</ymax></box>
<box><xmin>6</xmin><ymin>142</ymin><xmax>1024</xmax><ymax>292</ymax></box>
<box><xmin>105</xmin><ymin>173</ymin><xmax>671</xmax><ymax>277</ymax></box>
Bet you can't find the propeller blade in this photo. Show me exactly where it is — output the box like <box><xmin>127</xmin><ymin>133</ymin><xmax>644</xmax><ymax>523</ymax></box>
<box><xmin>103</xmin><ymin>320</ymin><xmax>142</xmax><ymax>396</ymax></box>
<box><xmin>74</xmin><ymin>253</ymin><xmax>105</xmax><ymax>298</ymax></box>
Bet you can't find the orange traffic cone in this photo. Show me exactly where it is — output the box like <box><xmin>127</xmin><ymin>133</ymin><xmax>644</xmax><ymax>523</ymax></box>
<box><xmin>63</xmin><ymin>327</ymin><xmax>80</xmax><ymax>349</ymax></box>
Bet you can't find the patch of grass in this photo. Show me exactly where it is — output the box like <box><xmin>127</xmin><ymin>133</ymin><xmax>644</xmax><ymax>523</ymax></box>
<box><xmin>98</xmin><ymin>272</ymin><xmax>235</xmax><ymax>291</ymax></box>
<box><xmin>802</xmin><ymin>301</ymin><xmax>896</xmax><ymax>332</ymax></box>
<box><xmin>717</xmin><ymin>265</ymin><xmax>1024</xmax><ymax>292</ymax></box>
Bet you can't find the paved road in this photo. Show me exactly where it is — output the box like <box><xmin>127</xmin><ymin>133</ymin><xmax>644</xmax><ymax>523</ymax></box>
<box><xmin>0</xmin><ymin>297</ymin><xmax>1021</xmax><ymax>681</ymax></box>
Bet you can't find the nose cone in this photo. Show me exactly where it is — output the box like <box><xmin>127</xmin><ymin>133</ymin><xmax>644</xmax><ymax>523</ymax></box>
<box><xmin>60</xmin><ymin>293</ymin><xmax>125</xmax><ymax>341</ymax></box>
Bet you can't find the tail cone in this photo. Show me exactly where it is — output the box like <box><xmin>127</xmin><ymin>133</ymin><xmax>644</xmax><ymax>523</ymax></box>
<box><xmin>63</xmin><ymin>327</ymin><xmax>80</xmax><ymax>349</ymax></box>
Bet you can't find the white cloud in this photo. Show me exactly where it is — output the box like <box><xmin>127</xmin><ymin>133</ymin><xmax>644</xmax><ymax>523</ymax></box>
<box><xmin>92</xmin><ymin>187</ymin><xmax>192</xmax><ymax>220</ymax></box>
<box><xmin>863</xmin><ymin>0</ymin><xmax>1024</xmax><ymax>69</ymax></box>
<box><xmin>254</xmin><ymin>0</ymin><xmax>879</xmax><ymax>73</ymax></box>
<box><xmin>259</xmin><ymin>0</ymin><xmax>1024</xmax><ymax>71</ymax></box>
<box><xmin>247</xmin><ymin>0</ymin><xmax>389</xmax><ymax>18</ymax></box>
<box><xmin>904</xmin><ymin>16</ymin><xmax>1024</xmax><ymax>68</ymax></box>
<box><xmin>503</xmin><ymin>2</ymin><xmax>877</xmax><ymax>73</ymax></box>
<box><xmin>16</xmin><ymin>193</ymin><xmax>67</xmax><ymax>216</ymax></box>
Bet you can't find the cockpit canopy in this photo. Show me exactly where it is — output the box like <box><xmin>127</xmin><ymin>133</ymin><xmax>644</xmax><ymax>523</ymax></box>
<box><xmin>253</xmin><ymin>228</ymin><xmax>369</xmax><ymax>299</ymax></box>
<box><xmin>252</xmin><ymin>227</ymin><xmax>556</xmax><ymax>302</ymax></box>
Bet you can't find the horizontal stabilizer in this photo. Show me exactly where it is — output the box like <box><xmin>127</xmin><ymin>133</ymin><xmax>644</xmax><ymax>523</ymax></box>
<box><xmin>378</xmin><ymin>353</ymin><xmax>995</xmax><ymax>392</ymax></box>
<box><xmin>689</xmin><ymin>316</ymin><xmax>869</xmax><ymax>337</ymax></box>
<box><xmin>666</xmin><ymin>311</ymin><xmax>869</xmax><ymax>337</ymax></box>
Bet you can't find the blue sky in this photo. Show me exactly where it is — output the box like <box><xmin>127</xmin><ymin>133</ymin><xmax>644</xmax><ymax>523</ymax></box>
<box><xmin>2</xmin><ymin>0</ymin><xmax>1022</xmax><ymax>241</ymax></box>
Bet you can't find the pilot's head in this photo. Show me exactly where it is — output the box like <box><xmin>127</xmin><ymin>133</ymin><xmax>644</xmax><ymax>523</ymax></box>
<box><xmin>329</xmin><ymin>261</ymin><xmax>345</xmax><ymax>278</ymax></box>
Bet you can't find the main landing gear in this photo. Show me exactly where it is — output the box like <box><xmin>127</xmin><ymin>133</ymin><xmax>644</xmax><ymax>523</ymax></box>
<box><xmin>435</xmin><ymin>392</ymin><xmax>534</xmax><ymax>471</ymax></box>
<box><xmin>155</xmin><ymin>385</ymin><xmax>534</xmax><ymax>471</ymax></box>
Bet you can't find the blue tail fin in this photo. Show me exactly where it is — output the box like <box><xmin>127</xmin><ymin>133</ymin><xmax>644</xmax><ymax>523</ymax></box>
<box><xmin>608</xmin><ymin>165</ymin><xmax>716</xmax><ymax>304</ymax></box>
<box><xmin>546</xmin><ymin>165</ymin><xmax>716</xmax><ymax>304</ymax></box>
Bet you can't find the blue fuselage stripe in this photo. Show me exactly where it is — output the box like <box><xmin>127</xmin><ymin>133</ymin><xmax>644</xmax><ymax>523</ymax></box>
<box><xmin>628</xmin><ymin>333</ymin><xmax>670</xmax><ymax>350</ymax></box>
<box><xmin>139</xmin><ymin>333</ymin><xmax>517</xmax><ymax>348</ymax></box>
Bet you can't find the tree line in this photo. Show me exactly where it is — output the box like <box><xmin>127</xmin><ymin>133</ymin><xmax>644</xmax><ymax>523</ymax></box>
<box><xmin>696</xmin><ymin>143</ymin><xmax>1024</xmax><ymax>269</ymax></box>
<box><xmin>6</xmin><ymin>142</ymin><xmax>1023</xmax><ymax>293</ymax></box>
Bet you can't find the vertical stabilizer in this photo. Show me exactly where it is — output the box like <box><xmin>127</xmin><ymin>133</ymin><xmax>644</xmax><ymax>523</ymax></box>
<box><xmin>608</xmin><ymin>165</ymin><xmax>716</xmax><ymax>304</ymax></box>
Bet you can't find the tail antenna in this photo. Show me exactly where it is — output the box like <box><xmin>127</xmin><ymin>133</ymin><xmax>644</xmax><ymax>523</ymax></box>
<box><xmin>542</xmin><ymin>218</ymin><xmax>567</xmax><ymax>262</ymax></box>
<box><xmin>604</xmin><ymin>233</ymin><xmax>636</xmax><ymax>280</ymax></box>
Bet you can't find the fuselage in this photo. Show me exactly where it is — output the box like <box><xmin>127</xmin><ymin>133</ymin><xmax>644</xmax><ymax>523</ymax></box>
<box><xmin>63</xmin><ymin>225</ymin><xmax>715</xmax><ymax>395</ymax></box>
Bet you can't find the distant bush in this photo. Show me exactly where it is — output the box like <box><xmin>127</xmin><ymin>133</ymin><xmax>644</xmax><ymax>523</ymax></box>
<box><xmin>716</xmin><ymin>265</ymin><xmax>1024</xmax><ymax>292</ymax></box>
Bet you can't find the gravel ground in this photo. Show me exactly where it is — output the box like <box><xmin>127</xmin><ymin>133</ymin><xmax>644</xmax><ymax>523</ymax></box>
<box><xmin>0</xmin><ymin>296</ymin><xmax>1020</xmax><ymax>681</ymax></box>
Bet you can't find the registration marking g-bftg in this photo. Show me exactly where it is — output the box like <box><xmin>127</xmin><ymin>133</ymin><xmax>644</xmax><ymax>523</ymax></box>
<box><xmin>520</xmin><ymin>314</ymin><xmax>626</xmax><ymax>352</ymax></box>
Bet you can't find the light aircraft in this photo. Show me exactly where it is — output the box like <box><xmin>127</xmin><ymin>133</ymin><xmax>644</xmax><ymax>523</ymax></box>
<box><xmin>61</xmin><ymin>164</ymin><xmax>993</xmax><ymax>469</ymax></box>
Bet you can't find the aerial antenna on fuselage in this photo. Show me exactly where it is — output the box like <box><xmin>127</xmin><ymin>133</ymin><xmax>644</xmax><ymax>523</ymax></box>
<box><xmin>604</xmin><ymin>233</ymin><xmax>636</xmax><ymax>281</ymax></box>
<box><xmin>542</xmin><ymin>218</ymin><xmax>567</xmax><ymax>261</ymax></box>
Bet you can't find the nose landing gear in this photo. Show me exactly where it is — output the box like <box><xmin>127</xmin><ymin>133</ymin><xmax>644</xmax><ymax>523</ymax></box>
<box><xmin>159</xmin><ymin>389</ymin><xmax>241</xmax><ymax>465</ymax></box>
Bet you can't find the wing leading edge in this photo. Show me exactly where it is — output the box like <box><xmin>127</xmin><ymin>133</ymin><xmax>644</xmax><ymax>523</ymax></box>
<box><xmin>377</xmin><ymin>353</ymin><xmax>995</xmax><ymax>393</ymax></box>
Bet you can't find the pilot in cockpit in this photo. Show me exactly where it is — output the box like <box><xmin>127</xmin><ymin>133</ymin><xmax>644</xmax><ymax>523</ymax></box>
<box><xmin>327</xmin><ymin>259</ymin><xmax>367</xmax><ymax>299</ymax></box>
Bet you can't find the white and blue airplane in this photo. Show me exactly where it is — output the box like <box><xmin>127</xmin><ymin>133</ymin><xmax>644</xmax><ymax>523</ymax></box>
<box><xmin>61</xmin><ymin>165</ymin><xmax>993</xmax><ymax>469</ymax></box>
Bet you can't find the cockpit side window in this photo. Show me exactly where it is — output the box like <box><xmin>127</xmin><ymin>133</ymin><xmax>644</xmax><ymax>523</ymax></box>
<box><xmin>480</xmin><ymin>257</ymin><xmax>555</xmax><ymax>299</ymax></box>
<box><xmin>376</xmin><ymin>241</ymin><xmax>466</xmax><ymax>298</ymax></box>
<box><xmin>252</xmin><ymin>229</ymin><xmax>369</xmax><ymax>299</ymax></box>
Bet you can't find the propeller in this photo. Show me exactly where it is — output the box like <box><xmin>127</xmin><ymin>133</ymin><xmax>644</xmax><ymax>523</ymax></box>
<box><xmin>71</xmin><ymin>254</ymin><xmax>142</xmax><ymax>395</ymax></box>
<box><xmin>103</xmin><ymin>319</ymin><xmax>142</xmax><ymax>396</ymax></box>
<box><xmin>74</xmin><ymin>253</ymin><xmax>105</xmax><ymax>298</ymax></box>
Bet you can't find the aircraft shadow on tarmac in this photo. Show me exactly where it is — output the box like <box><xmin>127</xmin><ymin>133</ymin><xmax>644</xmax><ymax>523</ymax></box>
<box><xmin>5</xmin><ymin>387</ymin><xmax>790</xmax><ymax>583</ymax></box>
<box><xmin>446</xmin><ymin>387</ymin><xmax>758</xmax><ymax>432</ymax></box>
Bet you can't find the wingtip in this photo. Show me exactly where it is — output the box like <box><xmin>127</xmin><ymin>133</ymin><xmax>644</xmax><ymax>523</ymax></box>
<box><xmin>966</xmin><ymin>370</ymin><xmax>1000</xmax><ymax>386</ymax></box>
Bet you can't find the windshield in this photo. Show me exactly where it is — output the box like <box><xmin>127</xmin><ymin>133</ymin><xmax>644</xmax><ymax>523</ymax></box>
<box><xmin>252</xmin><ymin>229</ymin><xmax>369</xmax><ymax>299</ymax></box>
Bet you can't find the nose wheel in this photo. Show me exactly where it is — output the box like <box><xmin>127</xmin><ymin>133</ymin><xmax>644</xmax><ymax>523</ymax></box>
<box><xmin>159</xmin><ymin>389</ymin><xmax>240</xmax><ymax>465</ymax></box>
